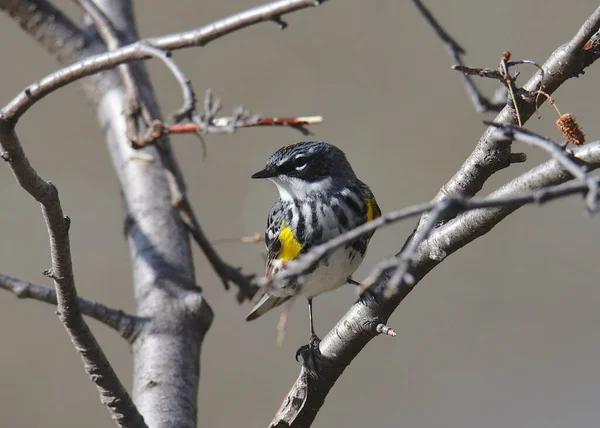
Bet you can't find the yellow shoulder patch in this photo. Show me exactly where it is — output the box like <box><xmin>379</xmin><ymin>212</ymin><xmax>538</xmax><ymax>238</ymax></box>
<box><xmin>278</xmin><ymin>225</ymin><xmax>302</xmax><ymax>261</ymax></box>
<box><xmin>366</xmin><ymin>198</ymin><xmax>378</xmax><ymax>222</ymax></box>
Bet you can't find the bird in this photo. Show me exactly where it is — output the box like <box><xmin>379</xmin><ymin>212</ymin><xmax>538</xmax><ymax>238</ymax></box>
<box><xmin>246</xmin><ymin>141</ymin><xmax>381</xmax><ymax>360</ymax></box>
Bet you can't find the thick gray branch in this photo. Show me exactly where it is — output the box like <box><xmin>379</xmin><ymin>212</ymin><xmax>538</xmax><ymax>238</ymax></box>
<box><xmin>0</xmin><ymin>272</ymin><xmax>142</xmax><ymax>341</ymax></box>
<box><xmin>91</xmin><ymin>2</ymin><xmax>213</xmax><ymax>428</ymax></box>
<box><xmin>0</xmin><ymin>124</ymin><xmax>146</xmax><ymax>428</ymax></box>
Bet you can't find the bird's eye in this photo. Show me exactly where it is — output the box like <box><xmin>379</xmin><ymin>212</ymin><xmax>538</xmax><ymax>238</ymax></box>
<box><xmin>292</xmin><ymin>155</ymin><xmax>308</xmax><ymax>171</ymax></box>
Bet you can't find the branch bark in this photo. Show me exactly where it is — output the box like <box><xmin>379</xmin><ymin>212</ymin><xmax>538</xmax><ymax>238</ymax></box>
<box><xmin>270</xmin><ymin>140</ymin><xmax>600</xmax><ymax>428</ymax></box>
<box><xmin>1</xmin><ymin>0</ymin><xmax>328</xmax><ymax>122</ymax></box>
<box><xmin>0</xmin><ymin>0</ymin><xmax>89</xmax><ymax>62</ymax></box>
<box><xmin>0</xmin><ymin>272</ymin><xmax>142</xmax><ymax>340</ymax></box>
<box><xmin>0</xmin><ymin>1</ymin><xmax>331</xmax><ymax>425</ymax></box>
<box><xmin>411</xmin><ymin>6</ymin><xmax>600</xmax><ymax>235</ymax></box>
<box><xmin>88</xmin><ymin>2</ymin><xmax>212</xmax><ymax>427</ymax></box>
<box><xmin>270</xmin><ymin>6</ymin><xmax>600</xmax><ymax>426</ymax></box>
<box><xmin>0</xmin><ymin>122</ymin><xmax>146</xmax><ymax>428</ymax></box>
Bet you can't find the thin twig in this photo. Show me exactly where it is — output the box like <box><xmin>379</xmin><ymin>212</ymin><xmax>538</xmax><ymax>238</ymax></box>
<box><xmin>168</xmin><ymin>115</ymin><xmax>323</xmax><ymax>136</ymax></box>
<box><xmin>499</xmin><ymin>54</ymin><xmax>523</xmax><ymax>126</ymax></box>
<box><xmin>188</xmin><ymin>89</ymin><xmax>263</xmax><ymax>136</ymax></box>
<box><xmin>488</xmin><ymin>123</ymin><xmax>586</xmax><ymax>179</ymax></box>
<box><xmin>0</xmin><ymin>272</ymin><xmax>143</xmax><ymax>341</ymax></box>
<box><xmin>385</xmin><ymin>198</ymin><xmax>455</xmax><ymax>292</ymax></box>
<box><xmin>127</xmin><ymin>42</ymin><xmax>198</xmax><ymax>146</ymax></box>
<box><xmin>451</xmin><ymin>65</ymin><xmax>504</xmax><ymax>81</ymax></box>
<box><xmin>412</xmin><ymin>0</ymin><xmax>504</xmax><ymax>112</ymax></box>
<box><xmin>0</xmin><ymin>124</ymin><xmax>146</xmax><ymax>428</ymax></box>
<box><xmin>75</xmin><ymin>0</ymin><xmax>151</xmax><ymax>140</ymax></box>
<box><xmin>165</xmin><ymin>169</ymin><xmax>259</xmax><ymax>302</ymax></box>
<box><xmin>179</xmin><ymin>198</ymin><xmax>259</xmax><ymax>302</ymax></box>
<box><xmin>488</xmin><ymin>123</ymin><xmax>598</xmax><ymax>211</ymax></box>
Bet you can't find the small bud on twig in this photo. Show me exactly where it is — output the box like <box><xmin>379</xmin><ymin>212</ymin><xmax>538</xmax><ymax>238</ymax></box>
<box><xmin>376</xmin><ymin>323</ymin><xmax>397</xmax><ymax>337</ymax></box>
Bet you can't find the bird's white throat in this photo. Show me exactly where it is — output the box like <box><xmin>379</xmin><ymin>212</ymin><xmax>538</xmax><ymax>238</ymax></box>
<box><xmin>270</xmin><ymin>176</ymin><xmax>333</xmax><ymax>201</ymax></box>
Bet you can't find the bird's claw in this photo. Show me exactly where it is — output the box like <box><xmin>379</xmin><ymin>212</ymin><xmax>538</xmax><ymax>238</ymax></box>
<box><xmin>295</xmin><ymin>334</ymin><xmax>322</xmax><ymax>375</ymax></box>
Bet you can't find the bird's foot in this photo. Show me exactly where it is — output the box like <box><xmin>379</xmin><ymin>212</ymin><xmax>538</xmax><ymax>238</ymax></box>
<box><xmin>347</xmin><ymin>276</ymin><xmax>361</xmax><ymax>286</ymax></box>
<box><xmin>295</xmin><ymin>334</ymin><xmax>322</xmax><ymax>376</ymax></box>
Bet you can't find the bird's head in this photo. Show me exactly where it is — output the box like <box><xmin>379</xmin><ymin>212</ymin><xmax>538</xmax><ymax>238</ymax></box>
<box><xmin>252</xmin><ymin>141</ymin><xmax>356</xmax><ymax>201</ymax></box>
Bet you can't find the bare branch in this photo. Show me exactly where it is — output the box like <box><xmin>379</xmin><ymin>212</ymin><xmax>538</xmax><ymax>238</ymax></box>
<box><xmin>487</xmin><ymin>122</ymin><xmax>599</xmax><ymax>210</ymax></box>
<box><xmin>88</xmin><ymin>2</ymin><xmax>212</xmax><ymax>426</ymax></box>
<box><xmin>1</xmin><ymin>0</ymin><xmax>328</xmax><ymax>122</ymax></box>
<box><xmin>125</xmin><ymin>42</ymin><xmax>198</xmax><ymax>146</ymax></box>
<box><xmin>265</xmin><ymin>139</ymin><xmax>600</xmax><ymax>293</ymax></box>
<box><xmin>385</xmin><ymin>197</ymin><xmax>454</xmax><ymax>291</ymax></box>
<box><xmin>0</xmin><ymin>0</ymin><xmax>89</xmax><ymax>63</ymax></box>
<box><xmin>168</xmin><ymin>115</ymin><xmax>323</xmax><ymax>136</ymax></box>
<box><xmin>270</xmin><ymin>140</ymin><xmax>600</xmax><ymax>428</ymax></box>
<box><xmin>0</xmin><ymin>272</ymin><xmax>143</xmax><ymax>341</ymax></box>
<box><xmin>173</xmin><ymin>89</ymin><xmax>263</xmax><ymax>138</ymax></box>
<box><xmin>0</xmin><ymin>125</ymin><xmax>146</xmax><ymax>428</ymax></box>
<box><xmin>451</xmin><ymin>64</ymin><xmax>504</xmax><ymax>81</ymax></box>
<box><xmin>166</xmin><ymin>170</ymin><xmax>259</xmax><ymax>302</ymax></box>
<box><xmin>75</xmin><ymin>0</ymin><xmax>153</xmax><ymax>144</ymax></box>
<box><xmin>412</xmin><ymin>0</ymin><xmax>505</xmax><ymax>112</ymax></box>
<box><xmin>410</xmin><ymin>6</ymin><xmax>600</xmax><ymax>241</ymax></box>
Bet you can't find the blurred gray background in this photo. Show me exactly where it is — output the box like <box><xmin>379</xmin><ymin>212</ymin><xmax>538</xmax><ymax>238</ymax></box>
<box><xmin>1</xmin><ymin>1</ymin><xmax>600</xmax><ymax>427</ymax></box>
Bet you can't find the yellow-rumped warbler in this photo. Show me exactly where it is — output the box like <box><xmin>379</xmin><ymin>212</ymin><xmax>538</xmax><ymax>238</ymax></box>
<box><xmin>246</xmin><ymin>141</ymin><xmax>381</xmax><ymax>353</ymax></box>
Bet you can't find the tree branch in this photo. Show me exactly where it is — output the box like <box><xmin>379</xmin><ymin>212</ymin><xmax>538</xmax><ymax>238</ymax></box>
<box><xmin>168</xmin><ymin>115</ymin><xmax>323</xmax><ymax>136</ymax></box>
<box><xmin>0</xmin><ymin>124</ymin><xmax>146</xmax><ymax>428</ymax></box>
<box><xmin>269</xmin><ymin>6</ymin><xmax>600</xmax><ymax>424</ymax></box>
<box><xmin>85</xmin><ymin>2</ymin><xmax>223</xmax><ymax>427</ymax></box>
<box><xmin>0</xmin><ymin>0</ymin><xmax>328</xmax><ymax>123</ymax></box>
<box><xmin>487</xmin><ymin>122</ymin><xmax>598</xmax><ymax>210</ymax></box>
<box><xmin>270</xmin><ymin>138</ymin><xmax>600</xmax><ymax>427</ymax></box>
<box><xmin>268</xmin><ymin>137</ymin><xmax>600</xmax><ymax>293</ymax></box>
<box><xmin>0</xmin><ymin>0</ymin><xmax>324</xmax><ymax>301</ymax></box>
<box><xmin>75</xmin><ymin>0</ymin><xmax>155</xmax><ymax>144</ymax></box>
<box><xmin>412</xmin><ymin>0</ymin><xmax>506</xmax><ymax>112</ymax></box>
<box><xmin>165</xmin><ymin>170</ymin><xmax>259</xmax><ymax>302</ymax></box>
<box><xmin>0</xmin><ymin>272</ymin><xmax>143</xmax><ymax>341</ymax></box>
<box><xmin>0</xmin><ymin>0</ymin><xmax>90</xmax><ymax>62</ymax></box>
<box><xmin>410</xmin><ymin>6</ymin><xmax>600</xmax><ymax>237</ymax></box>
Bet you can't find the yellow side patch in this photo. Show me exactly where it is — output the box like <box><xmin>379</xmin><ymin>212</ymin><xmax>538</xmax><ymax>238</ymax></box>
<box><xmin>366</xmin><ymin>198</ymin><xmax>376</xmax><ymax>222</ymax></box>
<box><xmin>278</xmin><ymin>225</ymin><xmax>302</xmax><ymax>261</ymax></box>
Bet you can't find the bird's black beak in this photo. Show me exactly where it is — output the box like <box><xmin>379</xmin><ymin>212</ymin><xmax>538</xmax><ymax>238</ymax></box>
<box><xmin>251</xmin><ymin>167</ymin><xmax>276</xmax><ymax>179</ymax></box>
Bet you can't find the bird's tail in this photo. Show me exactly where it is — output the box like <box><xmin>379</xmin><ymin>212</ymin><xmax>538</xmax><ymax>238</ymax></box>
<box><xmin>246</xmin><ymin>290</ymin><xmax>292</xmax><ymax>321</ymax></box>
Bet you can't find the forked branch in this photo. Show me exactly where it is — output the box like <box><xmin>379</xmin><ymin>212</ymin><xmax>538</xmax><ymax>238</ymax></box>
<box><xmin>269</xmin><ymin>5</ymin><xmax>600</xmax><ymax>427</ymax></box>
<box><xmin>1</xmin><ymin>0</ymin><xmax>329</xmax><ymax>123</ymax></box>
<box><xmin>0</xmin><ymin>124</ymin><xmax>146</xmax><ymax>428</ymax></box>
<box><xmin>270</xmin><ymin>139</ymin><xmax>600</xmax><ymax>428</ymax></box>
<box><xmin>0</xmin><ymin>272</ymin><xmax>142</xmax><ymax>341</ymax></box>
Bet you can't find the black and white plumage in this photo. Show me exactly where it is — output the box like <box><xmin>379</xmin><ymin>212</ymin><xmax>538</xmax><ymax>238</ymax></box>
<box><xmin>246</xmin><ymin>142</ymin><xmax>381</xmax><ymax>346</ymax></box>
